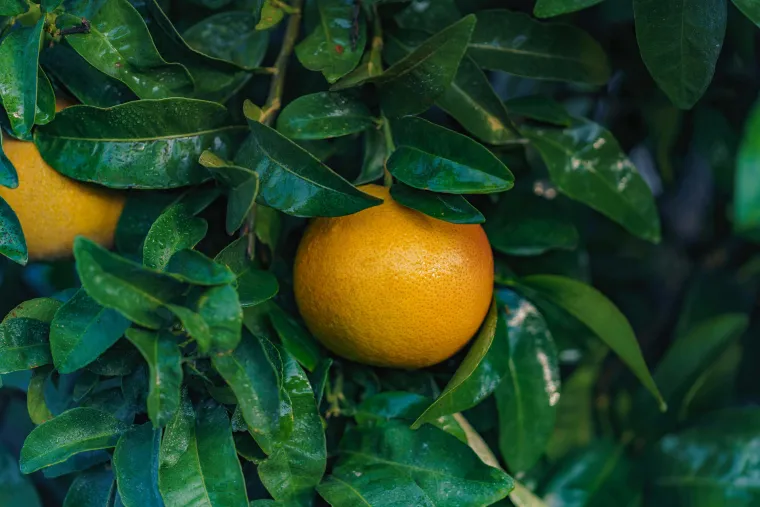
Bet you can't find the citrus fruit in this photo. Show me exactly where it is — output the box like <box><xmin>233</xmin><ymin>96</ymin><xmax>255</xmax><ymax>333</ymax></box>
<box><xmin>293</xmin><ymin>184</ymin><xmax>494</xmax><ymax>369</ymax></box>
<box><xmin>0</xmin><ymin>99</ymin><xmax>125</xmax><ymax>260</ymax></box>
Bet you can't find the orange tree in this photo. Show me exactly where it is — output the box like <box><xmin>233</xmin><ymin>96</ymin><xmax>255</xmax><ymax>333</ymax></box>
<box><xmin>0</xmin><ymin>0</ymin><xmax>758</xmax><ymax>506</ymax></box>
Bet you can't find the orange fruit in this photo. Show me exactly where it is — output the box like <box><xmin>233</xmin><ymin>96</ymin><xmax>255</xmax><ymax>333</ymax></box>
<box><xmin>0</xmin><ymin>99</ymin><xmax>125</xmax><ymax>260</ymax></box>
<box><xmin>293</xmin><ymin>184</ymin><xmax>494</xmax><ymax>369</ymax></box>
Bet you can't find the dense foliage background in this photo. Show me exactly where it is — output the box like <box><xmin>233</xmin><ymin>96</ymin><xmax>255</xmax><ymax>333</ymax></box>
<box><xmin>0</xmin><ymin>0</ymin><xmax>758</xmax><ymax>506</ymax></box>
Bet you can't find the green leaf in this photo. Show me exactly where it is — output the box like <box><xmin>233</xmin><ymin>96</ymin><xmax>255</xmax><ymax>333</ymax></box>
<box><xmin>63</xmin><ymin>468</ymin><xmax>117</xmax><ymax>507</ymax></box>
<box><xmin>522</xmin><ymin>119</ymin><xmax>661</xmax><ymax>243</ymax></box>
<box><xmin>324</xmin><ymin>421</ymin><xmax>513</xmax><ymax>506</ymax></box>
<box><xmin>34</xmin><ymin>69</ymin><xmax>56</xmax><ymax>126</ymax></box>
<box><xmin>87</xmin><ymin>340</ymin><xmax>141</xmax><ymax>377</ymax></box>
<box><xmin>468</xmin><ymin>10</ymin><xmax>610</xmax><ymax>85</ymax></box>
<box><xmin>412</xmin><ymin>299</ymin><xmax>501</xmax><ymax>428</ymax></box>
<box><xmin>519</xmin><ymin>275</ymin><xmax>665</xmax><ymax>409</ymax></box>
<box><xmin>375</xmin><ymin>15</ymin><xmax>475</xmax><ymax>117</ymax></box>
<box><xmin>50</xmin><ymin>289</ymin><xmax>131</xmax><ymax>374</ymax></box>
<box><xmin>143</xmin><ymin>202</ymin><xmax>208</xmax><ymax>271</ymax></box>
<box><xmin>74</xmin><ymin>236</ymin><xmax>188</xmax><ymax>329</ymax></box>
<box><xmin>0</xmin><ymin>298</ymin><xmax>61</xmax><ymax>373</ymax></box>
<box><xmin>115</xmin><ymin>191</ymin><xmax>182</xmax><ymax>256</ymax></box>
<box><xmin>255</xmin><ymin>0</ymin><xmax>285</xmax><ymax>30</ymax></box>
<box><xmin>268</xmin><ymin>304</ymin><xmax>322</xmax><ymax>372</ymax></box>
<box><xmin>734</xmin><ymin>97</ymin><xmax>760</xmax><ymax>239</ymax></box>
<box><xmin>42</xmin><ymin>450</ymin><xmax>111</xmax><ymax>479</ymax></box>
<box><xmin>198</xmin><ymin>150</ymin><xmax>260</xmax><ymax>235</ymax></box>
<box><xmin>125</xmin><ymin>328</ymin><xmax>183</xmax><ymax>428</ymax></box>
<box><xmin>0</xmin><ymin>19</ymin><xmax>44</xmax><ymax>137</ymax></box>
<box><xmin>388</xmin><ymin>116</ymin><xmax>514</xmax><ymax>194</ymax></box>
<box><xmin>113</xmin><ymin>424</ymin><xmax>163</xmax><ymax>507</ymax></box>
<box><xmin>385</xmin><ymin>31</ymin><xmax>519</xmax><ymax>145</ymax></box>
<box><xmin>41</xmin><ymin>0</ymin><xmax>63</xmax><ymax>11</ymax></box>
<box><xmin>494</xmin><ymin>290</ymin><xmax>560</xmax><ymax>473</ymax></box>
<box><xmin>505</xmin><ymin>96</ymin><xmax>573</xmax><ymax>127</ymax></box>
<box><xmin>633</xmin><ymin>0</ymin><xmax>726</xmax><ymax>109</ymax></box>
<box><xmin>485</xmin><ymin>192</ymin><xmax>579</xmax><ymax>256</ymax></box>
<box><xmin>534</xmin><ymin>0</ymin><xmax>605</xmax><ymax>18</ymax></box>
<box><xmin>0</xmin><ymin>444</ymin><xmax>41</xmax><ymax>507</ymax></box>
<box><xmin>183</xmin><ymin>11</ymin><xmax>269</xmax><ymax>69</ymax></box>
<box><xmin>27</xmin><ymin>367</ymin><xmax>53</xmax><ymax>424</ymax></box>
<box><xmin>34</xmin><ymin>99</ymin><xmax>248</xmax><ymax>189</ymax></box>
<box><xmin>165</xmin><ymin>249</ymin><xmax>237</xmax><ymax>286</ymax></box>
<box><xmin>212</xmin><ymin>331</ymin><xmax>292</xmax><ymax>455</ymax></box>
<box><xmin>64</xmin><ymin>0</ymin><xmax>193</xmax><ymax>99</ymax></box>
<box><xmin>0</xmin><ymin>128</ymin><xmax>19</xmax><ymax>188</ymax></box>
<box><xmin>235</xmin><ymin>116</ymin><xmax>382</xmax><ymax>217</ymax></box>
<box><xmin>0</xmin><ymin>195</ymin><xmax>27</xmax><ymax>265</ymax></box>
<box><xmin>277</xmin><ymin>92</ymin><xmax>375</xmax><ymax>140</ymax></box>
<box><xmin>395</xmin><ymin>0</ymin><xmax>461</xmax><ymax>33</ymax></box>
<box><xmin>355</xmin><ymin>128</ymin><xmax>386</xmax><ymax>185</ymax></box>
<box><xmin>258</xmin><ymin>350</ymin><xmax>326</xmax><ymax>503</ymax></box>
<box><xmin>20</xmin><ymin>407</ymin><xmax>130</xmax><ymax>474</ymax></box>
<box><xmin>0</xmin><ymin>0</ymin><xmax>28</xmax><ymax>16</ymax></box>
<box><xmin>647</xmin><ymin>408</ymin><xmax>760</xmax><ymax>506</ymax></box>
<box><xmin>214</xmin><ymin>236</ymin><xmax>279</xmax><ymax>307</ymax></box>
<box><xmin>390</xmin><ymin>184</ymin><xmax>485</xmax><ymax>224</ymax></box>
<box><xmin>734</xmin><ymin>0</ymin><xmax>760</xmax><ymax>26</ymax></box>
<box><xmin>168</xmin><ymin>284</ymin><xmax>243</xmax><ymax>353</ymax></box>
<box><xmin>295</xmin><ymin>0</ymin><xmax>367</xmax><ymax>83</ymax></box>
<box><xmin>159</xmin><ymin>396</ymin><xmax>248</xmax><ymax>507</ymax></box>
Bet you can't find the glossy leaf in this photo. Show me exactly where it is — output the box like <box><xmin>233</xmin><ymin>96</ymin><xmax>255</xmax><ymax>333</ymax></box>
<box><xmin>64</xmin><ymin>0</ymin><xmax>193</xmax><ymax>99</ymax></box>
<box><xmin>395</xmin><ymin>0</ymin><xmax>461</xmax><ymax>33</ymax></box>
<box><xmin>74</xmin><ymin>237</ymin><xmax>188</xmax><ymax>329</ymax></box>
<box><xmin>212</xmin><ymin>331</ymin><xmax>292</xmax><ymax>455</ymax></box>
<box><xmin>412</xmin><ymin>300</ymin><xmax>501</xmax><ymax>427</ymax></box>
<box><xmin>113</xmin><ymin>424</ymin><xmax>163</xmax><ymax>507</ymax></box>
<box><xmin>391</xmin><ymin>184</ymin><xmax>485</xmax><ymax>224</ymax></box>
<box><xmin>0</xmin><ymin>195</ymin><xmax>27</xmax><ymax>265</ymax></box>
<box><xmin>735</xmin><ymin>97</ymin><xmax>760</xmax><ymax>239</ymax></box>
<box><xmin>143</xmin><ymin>202</ymin><xmax>208</xmax><ymax>271</ymax></box>
<box><xmin>268</xmin><ymin>304</ymin><xmax>321</xmax><ymax>372</ymax></box>
<box><xmin>468</xmin><ymin>10</ymin><xmax>610</xmax><ymax>85</ymax></box>
<box><xmin>258</xmin><ymin>350</ymin><xmax>326</xmax><ymax>503</ymax></box>
<box><xmin>62</xmin><ymin>468</ymin><xmax>117</xmax><ymax>507</ymax></box>
<box><xmin>534</xmin><ymin>0</ymin><xmax>604</xmax><ymax>18</ymax></box>
<box><xmin>198</xmin><ymin>151</ymin><xmax>260</xmax><ymax>234</ymax></box>
<box><xmin>505</xmin><ymin>96</ymin><xmax>573</xmax><ymax>127</ymax></box>
<box><xmin>734</xmin><ymin>0</ymin><xmax>760</xmax><ymax>26</ymax></box>
<box><xmin>0</xmin><ymin>19</ymin><xmax>44</xmax><ymax>137</ymax></box>
<box><xmin>183</xmin><ymin>10</ymin><xmax>269</xmax><ymax>69</ymax></box>
<box><xmin>0</xmin><ymin>298</ymin><xmax>60</xmax><ymax>373</ymax></box>
<box><xmin>165</xmin><ymin>249</ymin><xmax>236</xmax><ymax>286</ymax></box>
<box><xmin>27</xmin><ymin>367</ymin><xmax>53</xmax><ymax>425</ymax></box>
<box><xmin>495</xmin><ymin>290</ymin><xmax>560</xmax><ymax>472</ymax></box>
<box><xmin>235</xmin><ymin>116</ymin><xmax>381</xmax><ymax>217</ymax></box>
<box><xmin>214</xmin><ymin>236</ymin><xmax>279</xmax><ymax>307</ymax></box>
<box><xmin>325</xmin><ymin>421</ymin><xmax>513</xmax><ymax>506</ymax></box>
<box><xmin>20</xmin><ymin>407</ymin><xmax>130</xmax><ymax>473</ymax></box>
<box><xmin>125</xmin><ymin>328</ymin><xmax>183</xmax><ymax>428</ymax></box>
<box><xmin>86</xmin><ymin>340</ymin><xmax>141</xmax><ymax>377</ymax></box>
<box><xmin>634</xmin><ymin>0</ymin><xmax>726</xmax><ymax>109</ymax></box>
<box><xmin>0</xmin><ymin>127</ymin><xmax>19</xmax><ymax>188</ymax></box>
<box><xmin>115</xmin><ymin>191</ymin><xmax>183</xmax><ymax>256</ymax></box>
<box><xmin>159</xmin><ymin>396</ymin><xmax>248</xmax><ymax>507</ymax></box>
<box><xmin>34</xmin><ymin>99</ymin><xmax>248</xmax><ymax>189</ymax></box>
<box><xmin>277</xmin><ymin>92</ymin><xmax>374</xmax><ymax>140</ymax></box>
<box><xmin>0</xmin><ymin>444</ymin><xmax>40</xmax><ymax>507</ymax></box>
<box><xmin>355</xmin><ymin>128</ymin><xmax>386</xmax><ymax>185</ymax></box>
<box><xmin>375</xmin><ymin>15</ymin><xmax>475</xmax><ymax>117</ymax></box>
<box><xmin>519</xmin><ymin>275</ymin><xmax>665</xmax><ymax>409</ymax></box>
<box><xmin>388</xmin><ymin>116</ymin><xmax>514</xmax><ymax>193</ymax></box>
<box><xmin>523</xmin><ymin>119</ymin><xmax>661</xmax><ymax>243</ymax></box>
<box><xmin>168</xmin><ymin>284</ymin><xmax>243</xmax><ymax>353</ymax></box>
<box><xmin>0</xmin><ymin>0</ymin><xmax>28</xmax><ymax>15</ymax></box>
<box><xmin>34</xmin><ymin>69</ymin><xmax>56</xmax><ymax>126</ymax></box>
<box><xmin>50</xmin><ymin>289</ymin><xmax>131</xmax><ymax>374</ymax></box>
<box><xmin>295</xmin><ymin>0</ymin><xmax>367</xmax><ymax>83</ymax></box>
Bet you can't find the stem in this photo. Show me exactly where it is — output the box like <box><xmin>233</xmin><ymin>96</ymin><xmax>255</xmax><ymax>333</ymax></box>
<box><xmin>382</xmin><ymin>118</ymin><xmax>394</xmax><ymax>187</ymax></box>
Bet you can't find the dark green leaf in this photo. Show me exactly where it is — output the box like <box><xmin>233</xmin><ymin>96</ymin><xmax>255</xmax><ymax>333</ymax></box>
<box><xmin>375</xmin><ymin>15</ymin><xmax>475</xmax><ymax>117</ymax></box>
<box><xmin>64</xmin><ymin>0</ymin><xmax>193</xmax><ymax>99</ymax></box>
<box><xmin>519</xmin><ymin>275</ymin><xmax>665</xmax><ymax>409</ymax></box>
<box><xmin>212</xmin><ymin>331</ymin><xmax>292</xmax><ymax>455</ymax></box>
<box><xmin>494</xmin><ymin>290</ymin><xmax>560</xmax><ymax>472</ymax></box>
<box><xmin>63</xmin><ymin>468</ymin><xmax>117</xmax><ymax>507</ymax></box>
<box><xmin>143</xmin><ymin>202</ymin><xmax>208</xmax><ymax>271</ymax></box>
<box><xmin>395</xmin><ymin>0</ymin><xmax>461</xmax><ymax>32</ymax></box>
<box><xmin>391</xmin><ymin>184</ymin><xmax>485</xmax><ymax>224</ymax></box>
<box><xmin>183</xmin><ymin>11</ymin><xmax>269</xmax><ymax>69</ymax></box>
<box><xmin>0</xmin><ymin>195</ymin><xmax>27</xmax><ymax>264</ymax></box>
<box><xmin>214</xmin><ymin>236</ymin><xmax>279</xmax><ymax>307</ymax></box>
<box><xmin>198</xmin><ymin>150</ymin><xmax>260</xmax><ymax>234</ymax></box>
<box><xmin>34</xmin><ymin>99</ymin><xmax>248</xmax><ymax>189</ymax></box>
<box><xmin>412</xmin><ymin>300</ymin><xmax>501</xmax><ymax>427</ymax></box>
<box><xmin>734</xmin><ymin>0</ymin><xmax>760</xmax><ymax>26</ymax></box>
<box><xmin>309</xmin><ymin>357</ymin><xmax>333</xmax><ymax>407</ymax></box>
<box><xmin>277</xmin><ymin>92</ymin><xmax>375</xmax><ymax>140</ymax></box>
<box><xmin>325</xmin><ymin>421</ymin><xmax>513</xmax><ymax>506</ymax></box>
<box><xmin>468</xmin><ymin>10</ymin><xmax>610</xmax><ymax>85</ymax></box>
<box><xmin>115</xmin><ymin>191</ymin><xmax>181</xmax><ymax>256</ymax></box>
<box><xmin>523</xmin><ymin>119</ymin><xmax>661</xmax><ymax>243</ymax></box>
<box><xmin>50</xmin><ymin>289</ymin><xmax>131</xmax><ymax>374</ymax></box>
<box><xmin>388</xmin><ymin>116</ymin><xmax>514</xmax><ymax>193</ymax></box>
<box><xmin>0</xmin><ymin>19</ymin><xmax>44</xmax><ymax>137</ymax></box>
<box><xmin>41</xmin><ymin>0</ymin><xmax>63</xmax><ymax>11</ymax></box>
<box><xmin>0</xmin><ymin>127</ymin><xmax>19</xmax><ymax>188</ymax></box>
<box><xmin>20</xmin><ymin>407</ymin><xmax>130</xmax><ymax>473</ymax></box>
<box><xmin>0</xmin><ymin>444</ymin><xmax>40</xmax><ymax>507</ymax></box>
<box><xmin>235</xmin><ymin>116</ymin><xmax>382</xmax><ymax>217</ymax></box>
<box><xmin>27</xmin><ymin>367</ymin><xmax>53</xmax><ymax>424</ymax></box>
<box><xmin>0</xmin><ymin>0</ymin><xmax>28</xmax><ymax>16</ymax></box>
<box><xmin>165</xmin><ymin>249</ymin><xmax>236</xmax><ymax>286</ymax></box>
<box><xmin>113</xmin><ymin>424</ymin><xmax>163</xmax><ymax>507</ymax></box>
<box><xmin>268</xmin><ymin>304</ymin><xmax>321</xmax><ymax>371</ymax></box>
<box><xmin>258</xmin><ymin>350</ymin><xmax>326</xmax><ymax>503</ymax></box>
<box><xmin>534</xmin><ymin>0</ymin><xmax>605</xmax><ymax>18</ymax></box>
<box><xmin>125</xmin><ymin>328</ymin><xmax>183</xmax><ymax>428</ymax></box>
<box><xmin>355</xmin><ymin>128</ymin><xmax>386</xmax><ymax>185</ymax></box>
<box><xmin>734</xmin><ymin>97</ymin><xmax>760</xmax><ymax>239</ymax></box>
<box><xmin>0</xmin><ymin>298</ymin><xmax>60</xmax><ymax>373</ymax></box>
<box><xmin>295</xmin><ymin>0</ymin><xmax>367</xmax><ymax>83</ymax></box>
<box><xmin>634</xmin><ymin>0</ymin><xmax>726</xmax><ymax>109</ymax></box>
<box><xmin>34</xmin><ymin>69</ymin><xmax>56</xmax><ymax>126</ymax></box>
<box><xmin>505</xmin><ymin>96</ymin><xmax>573</xmax><ymax>127</ymax></box>
<box><xmin>87</xmin><ymin>340</ymin><xmax>141</xmax><ymax>377</ymax></box>
<box><xmin>159</xmin><ymin>396</ymin><xmax>248</xmax><ymax>507</ymax></box>
<box><xmin>74</xmin><ymin>236</ymin><xmax>188</xmax><ymax>329</ymax></box>
<box><xmin>167</xmin><ymin>284</ymin><xmax>243</xmax><ymax>353</ymax></box>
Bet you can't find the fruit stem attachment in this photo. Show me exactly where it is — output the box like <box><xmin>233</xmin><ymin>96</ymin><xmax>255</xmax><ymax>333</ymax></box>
<box><xmin>382</xmin><ymin>117</ymin><xmax>394</xmax><ymax>188</ymax></box>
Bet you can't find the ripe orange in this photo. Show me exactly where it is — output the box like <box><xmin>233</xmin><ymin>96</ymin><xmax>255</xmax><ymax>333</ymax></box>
<box><xmin>293</xmin><ymin>184</ymin><xmax>494</xmax><ymax>369</ymax></box>
<box><xmin>0</xmin><ymin>99</ymin><xmax>125</xmax><ymax>260</ymax></box>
